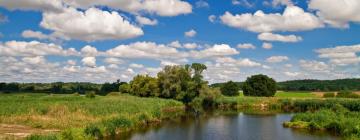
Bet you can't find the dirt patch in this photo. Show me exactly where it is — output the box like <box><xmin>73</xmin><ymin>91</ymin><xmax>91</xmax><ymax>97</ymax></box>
<box><xmin>0</xmin><ymin>124</ymin><xmax>59</xmax><ymax>139</ymax></box>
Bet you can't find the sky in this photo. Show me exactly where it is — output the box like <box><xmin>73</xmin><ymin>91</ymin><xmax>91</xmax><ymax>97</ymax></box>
<box><xmin>0</xmin><ymin>0</ymin><xmax>359</xmax><ymax>83</ymax></box>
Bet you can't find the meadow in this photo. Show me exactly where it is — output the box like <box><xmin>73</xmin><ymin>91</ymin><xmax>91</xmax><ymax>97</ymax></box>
<box><xmin>0</xmin><ymin>93</ymin><xmax>184</xmax><ymax>139</ymax></box>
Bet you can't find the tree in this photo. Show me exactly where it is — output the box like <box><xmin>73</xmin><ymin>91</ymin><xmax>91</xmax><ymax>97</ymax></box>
<box><xmin>119</xmin><ymin>83</ymin><xmax>130</xmax><ymax>93</ymax></box>
<box><xmin>243</xmin><ymin>74</ymin><xmax>276</xmax><ymax>97</ymax></box>
<box><xmin>220</xmin><ymin>81</ymin><xmax>240</xmax><ymax>96</ymax></box>
<box><xmin>157</xmin><ymin>65</ymin><xmax>192</xmax><ymax>99</ymax></box>
<box><xmin>129</xmin><ymin>75</ymin><xmax>159</xmax><ymax>97</ymax></box>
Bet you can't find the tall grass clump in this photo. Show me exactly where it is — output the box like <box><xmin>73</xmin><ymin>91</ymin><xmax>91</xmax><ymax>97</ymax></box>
<box><xmin>323</xmin><ymin>92</ymin><xmax>335</xmax><ymax>98</ymax></box>
<box><xmin>284</xmin><ymin>104</ymin><xmax>360</xmax><ymax>139</ymax></box>
<box><xmin>337</xmin><ymin>90</ymin><xmax>360</xmax><ymax>98</ymax></box>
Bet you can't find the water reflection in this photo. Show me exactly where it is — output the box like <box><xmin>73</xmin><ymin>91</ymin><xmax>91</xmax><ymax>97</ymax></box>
<box><xmin>120</xmin><ymin>113</ymin><xmax>339</xmax><ymax>140</ymax></box>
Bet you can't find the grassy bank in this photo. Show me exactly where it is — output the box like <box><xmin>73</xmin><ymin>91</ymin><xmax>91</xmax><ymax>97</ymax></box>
<box><xmin>283</xmin><ymin>105</ymin><xmax>360</xmax><ymax>139</ymax></box>
<box><xmin>0</xmin><ymin>93</ymin><xmax>184</xmax><ymax>139</ymax></box>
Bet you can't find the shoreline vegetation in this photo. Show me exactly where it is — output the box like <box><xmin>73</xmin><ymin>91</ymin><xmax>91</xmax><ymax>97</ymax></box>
<box><xmin>1</xmin><ymin>64</ymin><xmax>360</xmax><ymax>140</ymax></box>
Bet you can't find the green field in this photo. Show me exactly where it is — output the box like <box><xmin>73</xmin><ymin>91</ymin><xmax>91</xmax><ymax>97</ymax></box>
<box><xmin>237</xmin><ymin>91</ymin><xmax>319</xmax><ymax>98</ymax></box>
<box><xmin>0</xmin><ymin>93</ymin><xmax>184</xmax><ymax>139</ymax></box>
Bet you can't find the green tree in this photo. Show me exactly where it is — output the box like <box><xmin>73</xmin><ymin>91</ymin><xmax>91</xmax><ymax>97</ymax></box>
<box><xmin>129</xmin><ymin>75</ymin><xmax>159</xmax><ymax>97</ymax></box>
<box><xmin>220</xmin><ymin>81</ymin><xmax>240</xmax><ymax>96</ymax></box>
<box><xmin>119</xmin><ymin>83</ymin><xmax>130</xmax><ymax>93</ymax></box>
<box><xmin>157</xmin><ymin>65</ymin><xmax>192</xmax><ymax>99</ymax></box>
<box><xmin>243</xmin><ymin>74</ymin><xmax>277</xmax><ymax>97</ymax></box>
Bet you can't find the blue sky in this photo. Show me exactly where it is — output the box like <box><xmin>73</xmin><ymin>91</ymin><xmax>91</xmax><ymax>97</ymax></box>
<box><xmin>0</xmin><ymin>0</ymin><xmax>359</xmax><ymax>83</ymax></box>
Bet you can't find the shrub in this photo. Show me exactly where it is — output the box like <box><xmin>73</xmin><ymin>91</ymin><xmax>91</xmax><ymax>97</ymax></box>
<box><xmin>85</xmin><ymin>91</ymin><xmax>96</xmax><ymax>98</ymax></box>
<box><xmin>323</xmin><ymin>92</ymin><xmax>335</xmax><ymax>98</ymax></box>
<box><xmin>220</xmin><ymin>81</ymin><xmax>240</xmax><ymax>96</ymax></box>
<box><xmin>84</xmin><ymin>124</ymin><xmax>103</xmax><ymax>139</ymax></box>
<box><xmin>243</xmin><ymin>74</ymin><xmax>277</xmax><ymax>97</ymax></box>
<box><xmin>337</xmin><ymin>90</ymin><xmax>360</xmax><ymax>98</ymax></box>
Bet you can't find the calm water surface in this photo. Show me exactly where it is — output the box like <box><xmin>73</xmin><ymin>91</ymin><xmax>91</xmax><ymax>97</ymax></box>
<box><xmin>120</xmin><ymin>113</ymin><xmax>339</xmax><ymax>140</ymax></box>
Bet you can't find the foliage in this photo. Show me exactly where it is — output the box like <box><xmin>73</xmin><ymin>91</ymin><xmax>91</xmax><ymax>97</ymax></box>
<box><xmin>26</xmin><ymin>134</ymin><xmax>58</xmax><ymax>140</ymax></box>
<box><xmin>119</xmin><ymin>83</ymin><xmax>130</xmax><ymax>93</ymax></box>
<box><xmin>278</xmin><ymin>79</ymin><xmax>360</xmax><ymax>91</ymax></box>
<box><xmin>337</xmin><ymin>90</ymin><xmax>360</xmax><ymax>98</ymax></box>
<box><xmin>84</xmin><ymin>124</ymin><xmax>103</xmax><ymax>139</ymax></box>
<box><xmin>243</xmin><ymin>74</ymin><xmax>277</xmax><ymax>97</ymax></box>
<box><xmin>129</xmin><ymin>75</ymin><xmax>160</xmax><ymax>97</ymax></box>
<box><xmin>220</xmin><ymin>81</ymin><xmax>240</xmax><ymax>96</ymax></box>
<box><xmin>85</xmin><ymin>91</ymin><xmax>96</xmax><ymax>98</ymax></box>
<box><xmin>285</xmin><ymin>105</ymin><xmax>360</xmax><ymax>139</ymax></box>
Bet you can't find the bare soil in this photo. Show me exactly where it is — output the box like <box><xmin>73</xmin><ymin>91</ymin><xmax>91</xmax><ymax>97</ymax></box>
<box><xmin>0</xmin><ymin>124</ymin><xmax>59</xmax><ymax>139</ymax></box>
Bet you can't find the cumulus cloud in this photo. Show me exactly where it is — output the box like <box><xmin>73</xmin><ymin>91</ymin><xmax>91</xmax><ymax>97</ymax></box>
<box><xmin>82</xmin><ymin>57</ymin><xmax>96</xmax><ymax>67</ymax></box>
<box><xmin>130</xmin><ymin>63</ymin><xmax>144</xmax><ymax>69</ymax></box>
<box><xmin>136</xmin><ymin>16</ymin><xmax>158</xmax><ymax>26</ymax></box>
<box><xmin>237</xmin><ymin>58</ymin><xmax>262</xmax><ymax>67</ymax></box>
<box><xmin>220</xmin><ymin>6</ymin><xmax>324</xmax><ymax>32</ymax></box>
<box><xmin>106</xmin><ymin>42</ymin><xmax>184</xmax><ymax>59</ymax></box>
<box><xmin>284</xmin><ymin>71</ymin><xmax>300</xmax><ymax>77</ymax></box>
<box><xmin>266</xmin><ymin>56</ymin><xmax>289</xmax><ymax>63</ymax></box>
<box><xmin>0</xmin><ymin>40</ymin><xmax>79</xmax><ymax>56</ymax></box>
<box><xmin>21</xmin><ymin>30</ymin><xmax>51</xmax><ymax>40</ymax></box>
<box><xmin>232</xmin><ymin>0</ymin><xmax>255</xmax><ymax>8</ymax></box>
<box><xmin>40</xmin><ymin>7</ymin><xmax>143</xmax><ymax>41</ymax></box>
<box><xmin>262</xmin><ymin>42</ymin><xmax>273</xmax><ymax>49</ymax></box>
<box><xmin>191</xmin><ymin>44</ymin><xmax>239</xmax><ymax>58</ymax></box>
<box><xmin>81</xmin><ymin>45</ymin><xmax>98</xmax><ymax>57</ymax></box>
<box><xmin>258</xmin><ymin>32</ymin><xmax>302</xmax><ymax>42</ymax></box>
<box><xmin>309</xmin><ymin>0</ymin><xmax>360</xmax><ymax>28</ymax></box>
<box><xmin>0</xmin><ymin>0</ymin><xmax>63</xmax><ymax>12</ymax></box>
<box><xmin>299</xmin><ymin>60</ymin><xmax>330</xmax><ymax>72</ymax></box>
<box><xmin>63</xmin><ymin>0</ymin><xmax>192</xmax><ymax>17</ymax></box>
<box><xmin>237</xmin><ymin>43</ymin><xmax>256</xmax><ymax>49</ymax></box>
<box><xmin>316</xmin><ymin>44</ymin><xmax>360</xmax><ymax>65</ymax></box>
<box><xmin>184</xmin><ymin>29</ymin><xmax>197</xmax><ymax>37</ymax></box>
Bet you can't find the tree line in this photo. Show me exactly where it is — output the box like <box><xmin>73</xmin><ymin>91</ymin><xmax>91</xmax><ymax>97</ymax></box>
<box><xmin>212</xmin><ymin>78</ymin><xmax>360</xmax><ymax>92</ymax></box>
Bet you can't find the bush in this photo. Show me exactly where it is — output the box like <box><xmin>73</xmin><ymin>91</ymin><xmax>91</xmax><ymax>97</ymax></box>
<box><xmin>337</xmin><ymin>90</ymin><xmax>360</xmax><ymax>98</ymax></box>
<box><xmin>243</xmin><ymin>74</ymin><xmax>277</xmax><ymax>97</ymax></box>
<box><xmin>26</xmin><ymin>134</ymin><xmax>58</xmax><ymax>140</ymax></box>
<box><xmin>85</xmin><ymin>91</ymin><xmax>96</xmax><ymax>98</ymax></box>
<box><xmin>323</xmin><ymin>92</ymin><xmax>335</xmax><ymax>98</ymax></box>
<box><xmin>84</xmin><ymin>124</ymin><xmax>103</xmax><ymax>139</ymax></box>
<box><xmin>220</xmin><ymin>81</ymin><xmax>240</xmax><ymax>96</ymax></box>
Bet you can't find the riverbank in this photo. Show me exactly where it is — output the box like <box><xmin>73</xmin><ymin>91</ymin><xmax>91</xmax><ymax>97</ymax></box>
<box><xmin>0</xmin><ymin>93</ymin><xmax>184</xmax><ymax>139</ymax></box>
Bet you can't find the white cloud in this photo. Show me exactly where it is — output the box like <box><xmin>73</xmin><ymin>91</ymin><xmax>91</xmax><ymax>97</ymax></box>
<box><xmin>184</xmin><ymin>29</ymin><xmax>197</xmax><ymax>37</ymax></box>
<box><xmin>191</xmin><ymin>44</ymin><xmax>239</xmax><ymax>58</ymax></box>
<box><xmin>258</xmin><ymin>32</ymin><xmax>302</xmax><ymax>42</ymax></box>
<box><xmin>299</xmin><ymin>60</ymin><xmax>330</xmax><ymax>72</ymax></box>
<box><xmin>266</xmin><ymin>56</ymin><xmax>289</xmax><ymax>63</ymax></box>
<box><xmin>237</xmin><ymin>58</ymin><xmax>262</xmax><ymax>67</ymax></box>
<box><xmin>232</xmin><ymin>0</ymin><xmax>255</xmax><ymax>8</ymax></box>
<box><xmin>284</xmin><ymin>71</ymin><xmax>300</xmax><ymax>77</ymax></box>
<box><xmin>309</xmin><ymin>0</ymin><xmax>360</xmax><ymax>28</ymax></box>
<box><xmin>0</xmin><ymin>0</ymin><xmax>63</xmax><ymax>12</ymax></box>
<box><xmin>129</xmin><ymin>63</ymin><xmax>144</xmax><ymax>69</ymax></box>
<box><xmin>0</xmin><ymin>40</ymin><xmax>79</xmax><ymax>56</ymax></box>
<box><xmin>136</xmin><ymin>16</ymin><xmax>158</xmax><ymax>26</ymax></box>
<box><xmin>67</xmin><ymin>60</ymin><xmax>77</xmax><ymax>65</ymax></box>
<box><xmin>237</xmin><ymin>43</ymin><xmax>256</xmax><ymax>49</ymax></box>
<box><xmin>104</xmin><ymin>58</ymin><xmax>124</xmax><ymax>64</ymax></box>
<box><xmin>220</xmin><ymin>6</ymin><xmax>324</xmax><ymax>32</ymax></box>
<box><xmin>81</xmin><ymin>45</ymin><xmax>98</xmax><ymax>57</ymax></box>
<box><xmin>316</xmin><ymin>44</ymin><xmax>360</xmax><ymax>65</ymax></box>
<box><xmin>22</xmin><ymin>56</ymin><xmax>46</xmax><ymax>65</ymax></box>
<box><xmin>40</xmin><ymin>7</ymin><xmax>143</xmax><ymax>41</ymax></box>
<box><xmin>208</xmin><ymin>15</ymin><xmax>216</xmax><ymax>23</ymax></box>
<box><xmin>168</xmin><ymin>41</ymin><xmax>182</xmax><ymax>48</ymax></box>
<box><xmin>270</xmin><ymin>0</ymin><xmax>293</xmax><ymax>7</ymax></box>
<box><xmin>196</xmin><ymin>0</ymin><xmax>209</xmax><ymax>8</ymax></box>
<box><xmin>63</xmin><ymin>0</ymin><xmax>192</xmax><ymax>17</ymax></box>
<box><xmin>183</xmin><ymin>43</ymin><xmax>198</xmax><ymax>49</ymax></box>
<box><xmin>21</xmin><ymin>30</ymin><xmax>50</xmax><ymax>40</ymax></box>
<box><xmin>262</xmin><ymin>42</ymin><xmax>273</xmax><ymax>49</ymax></box>
<box><xmin>82</xmin><ymin>57</ymin><xmax>96</xmax><ymax>67</ymax></box>
<box><xmin>106</xmin><ymin>42</ymin><xmax>184</xmax><ymax>59</ymax></box>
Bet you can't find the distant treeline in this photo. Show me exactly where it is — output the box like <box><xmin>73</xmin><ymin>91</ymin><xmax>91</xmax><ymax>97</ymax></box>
<box><xmin>0</xmin><ymin>81</ymin><xmax>125</xmax><ymax>95</ymax></box>
<box><xmin>211</xmin><ymin>78</ymin><xmax>360</xmax><ymax>91</ymax></box>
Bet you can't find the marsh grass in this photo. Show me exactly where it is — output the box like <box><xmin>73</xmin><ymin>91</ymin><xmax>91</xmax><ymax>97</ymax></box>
<box><xmin>0</xmin><ymin>93</ymin><xmax>184</xmax><ymax>139</ymax></box>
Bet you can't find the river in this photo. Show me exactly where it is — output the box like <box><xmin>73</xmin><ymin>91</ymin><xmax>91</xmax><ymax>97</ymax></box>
<box><xmin>119</xmin><ymin>113</ymin><xmax>339</xmax><ymax>140</ymax></box>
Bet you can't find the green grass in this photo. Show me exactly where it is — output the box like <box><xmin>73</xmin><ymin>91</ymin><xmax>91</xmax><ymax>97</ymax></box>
<box><xmin>284</xmin><ymin>105</ymin><xmax>360</xmax><ymax>139</ymax></box>
<box><xmin>0</xmin><ymin>93</ymin><xmax>184</xmax><ymax>139</ymax></box>
<box><xmin>274</xmin><ymin>91</ymin><xmax>318</xmax><ymax>98</ymax></box>
<box><xmin>237</xmin><ymin>91</ymin><xmax>319</xmax><ymax>98</ymax></box>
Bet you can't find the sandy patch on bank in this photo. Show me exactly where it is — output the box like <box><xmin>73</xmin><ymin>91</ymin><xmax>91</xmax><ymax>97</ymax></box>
<box><xmin>0</xmin><ymin>124</ymin><xmax>59</xmax><ymax>139</ymax></box>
